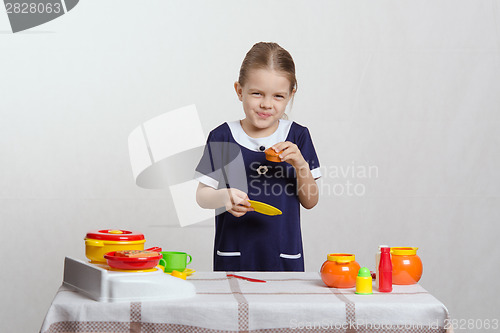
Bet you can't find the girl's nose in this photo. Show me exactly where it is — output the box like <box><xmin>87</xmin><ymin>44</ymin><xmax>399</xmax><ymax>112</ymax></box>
<box><xmin>261</xmin><ymin>98</ymin><xmax>273</xmax><ymax>109</ymax></box>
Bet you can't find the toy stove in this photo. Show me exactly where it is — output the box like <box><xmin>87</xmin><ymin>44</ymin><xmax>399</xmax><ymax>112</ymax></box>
<box><xmin>63</xmin><ymin>257</ymin><xmax>196</xmax><ymax>302</ymax></box>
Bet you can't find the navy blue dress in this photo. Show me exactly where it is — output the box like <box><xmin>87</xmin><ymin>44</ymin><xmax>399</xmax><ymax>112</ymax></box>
<box><xmin>195</xmin><ymin>120</ymin><xmax>321</xmax><ymax>271</ymax></box>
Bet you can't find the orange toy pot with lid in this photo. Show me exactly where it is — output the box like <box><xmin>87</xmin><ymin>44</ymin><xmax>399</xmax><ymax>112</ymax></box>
<box><xmin>320</xmin><ymin>253</ymin><xmax>360</xmax><ymax>288</ymax></box>
<box><xmin>391</xmin><ymin>247</ymin><xmax>423</xmax><ymax>285</ymax></box>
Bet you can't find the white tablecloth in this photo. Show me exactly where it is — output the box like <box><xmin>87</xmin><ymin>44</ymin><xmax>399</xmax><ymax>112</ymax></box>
<box><xmin>41</xmin><ymin>272</ymin><xmax>450</xmax><ymax>333</ymax></box>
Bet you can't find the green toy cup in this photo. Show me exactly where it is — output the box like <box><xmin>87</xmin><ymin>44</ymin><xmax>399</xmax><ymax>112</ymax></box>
<box><xmin>159</xmin><ymin>251</ymin><xmax>192</xmax><ymax>273</ymax></box>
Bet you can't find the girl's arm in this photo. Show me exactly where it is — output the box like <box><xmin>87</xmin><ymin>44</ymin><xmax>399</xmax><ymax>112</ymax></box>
<box><xmin>196</xmin><ymin>183</ymin><xmax>254</xmax><ymax>217</ymax></box>
<box><xmin>295</xmin><ymin>163</ymin><xmax>319</xmax><ymax>209</ymax></box>
<box><xmin>271</xmin><ymin>142</ymin><xmax>319</xmax><ymax>209</ymax></box>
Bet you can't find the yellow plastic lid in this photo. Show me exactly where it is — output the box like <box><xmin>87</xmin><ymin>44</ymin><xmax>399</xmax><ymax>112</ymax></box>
<box><xmin>108</xmin><ymin>230</ymin><xmax>124</xmax><ymax>234</ymax></box>
<box><xmin>327</xmin><ymin>253</ymin><xmax>355</xmax><ymax>263</ymax></box>
<box><xmin>391</xmin><ymin>247</ymin><xmax>418</xmax><ymax>255</ymax></box>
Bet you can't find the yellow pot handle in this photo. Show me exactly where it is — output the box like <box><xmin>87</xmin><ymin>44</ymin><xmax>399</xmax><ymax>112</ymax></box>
<box><xmin>85</xmin><ymin>239</ymin><xmax>104</xmax><ymax>247</ymax></box>
<box><xmin>337</xmin><ymin>260</ymin><xmax>351</xmax><ymax>264</ymax></box>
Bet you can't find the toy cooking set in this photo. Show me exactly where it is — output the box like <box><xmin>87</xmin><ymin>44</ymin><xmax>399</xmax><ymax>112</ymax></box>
<box><xmin>320</xmin><ymin>246</ymin><xmax>423</xmax><ymax>293</ymax></box>
<box><xmin>63</xmin><ymin>229</ymin><xmax>195</xmax><ymax>302</ymax></box>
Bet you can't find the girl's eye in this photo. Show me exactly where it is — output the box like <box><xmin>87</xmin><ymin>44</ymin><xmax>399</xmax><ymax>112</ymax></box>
<box><xmin>275</xmin><ymin>95</ymin><xmax>284</xmax><ymax>99</ymax></box>
<box><xmin>252</xmin><ymin>92</ymin><xmax>262</xmax><ymax>96</ymax></box>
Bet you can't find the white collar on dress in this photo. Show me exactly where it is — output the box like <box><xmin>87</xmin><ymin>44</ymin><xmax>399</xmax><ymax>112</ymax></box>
<box><xmin>226</xmin><ymin>119</ymin><xmax>293</xmax><ymax>152</ymax></box>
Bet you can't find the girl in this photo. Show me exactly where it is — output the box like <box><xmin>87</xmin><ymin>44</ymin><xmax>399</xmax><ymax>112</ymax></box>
<box><xmin>195</xmin><ymin>42</ymin><xmax>321</xmax><ymax>271</ymax></box>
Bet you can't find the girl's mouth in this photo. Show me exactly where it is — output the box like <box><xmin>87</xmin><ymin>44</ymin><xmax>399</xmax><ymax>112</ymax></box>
<box><xmin>257</xmin><ymin>112</ymin><xmax>272</xmax><ymax>119</ymax></box>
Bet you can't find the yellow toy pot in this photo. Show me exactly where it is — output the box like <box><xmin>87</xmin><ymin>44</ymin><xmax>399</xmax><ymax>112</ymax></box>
<box><xmin>85</xmin><ymin>229</ymin><xmax>146</xmax><ymax>263</ymax></box>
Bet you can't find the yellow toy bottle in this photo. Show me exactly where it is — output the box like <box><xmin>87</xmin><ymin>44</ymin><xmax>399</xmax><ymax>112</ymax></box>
<box><xmin>355</xmin><ymin>267</ymin><xmax>373</xmax><ymax>295</ymax></box>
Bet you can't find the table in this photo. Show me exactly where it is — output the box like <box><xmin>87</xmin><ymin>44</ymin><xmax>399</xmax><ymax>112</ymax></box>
<box><xmin>41</xmin><ymin>272</ymin><xmax>450</xmax><ymax>333</ymax></box>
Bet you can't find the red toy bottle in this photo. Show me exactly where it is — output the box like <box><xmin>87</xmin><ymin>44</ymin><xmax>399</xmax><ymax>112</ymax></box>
<box><xmin>378</xmin><ymin>247</ymin><xmax>392</xmax><ymax>292</ymax></box>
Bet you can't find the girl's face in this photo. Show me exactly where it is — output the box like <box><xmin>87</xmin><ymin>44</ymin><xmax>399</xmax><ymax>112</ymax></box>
<box><xmin>235</xmin><ymin>68</ymin><xmax>295</xmax><ymax>136</ymax></box>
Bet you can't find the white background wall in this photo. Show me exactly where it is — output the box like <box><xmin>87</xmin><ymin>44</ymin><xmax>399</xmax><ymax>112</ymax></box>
<box><xmin>1</xmin><ymin>1</ymin><xmax>499</xmax><ymax>332</ymax></box>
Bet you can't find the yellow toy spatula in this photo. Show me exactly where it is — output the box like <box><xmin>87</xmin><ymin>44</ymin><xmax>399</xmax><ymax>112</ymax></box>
<box><xmin>248</xmin><ymin>200</ymin><xmax>282</xmax><ymax>216</ymax></box>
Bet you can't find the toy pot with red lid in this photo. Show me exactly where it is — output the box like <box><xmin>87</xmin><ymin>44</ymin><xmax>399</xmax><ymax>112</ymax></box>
<box><xmin>320</xmin><ymin>253</ymin><xmax>361</xmax><ymax>288</ymax></box>
<box><xmin>85</xmin><ymin>229</ymin><xmax>146</xmax><ymax>263</ymax></box>
<box><xmin>391</xmin><ymin>247</ymin><xmax>423</xmax><ymax>285</ymax></box>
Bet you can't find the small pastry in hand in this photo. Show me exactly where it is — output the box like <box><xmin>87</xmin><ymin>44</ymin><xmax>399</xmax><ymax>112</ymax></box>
<box><xmin>264</xmin><ymin>147</ymin><xmax>283</xmax><ymax>162</ymax></box>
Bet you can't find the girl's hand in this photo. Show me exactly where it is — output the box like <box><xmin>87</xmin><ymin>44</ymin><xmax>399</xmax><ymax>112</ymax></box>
<box><xmin>271</xmin><ymin>142</ymin><xmax>319</xmax><ymax>209</ymax></box>
<box><xmin>272</xmin><ymin>142</ymin><xmax>309</xmax><ymax>171</ymax></box>
<box><xmin>222</xmin><ymin>188</ymin><xmax>254</xmax><ymax>217</ymax></box>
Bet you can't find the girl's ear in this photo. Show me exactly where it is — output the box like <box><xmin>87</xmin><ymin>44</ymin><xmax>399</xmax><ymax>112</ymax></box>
<box><xmin>234</xmin><ymin>82</ymin><xmax>243</xmax><ymax>101</ymax></box>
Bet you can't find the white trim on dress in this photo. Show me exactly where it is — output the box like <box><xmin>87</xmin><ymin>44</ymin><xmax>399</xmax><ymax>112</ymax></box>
<box><xmin>227</xmin><ymin>119</ymin><xmax>293</xmax><ymax>152</ymax></box>
<box><xmin>195</xmin><ymin>173</ymin><xmax>219</xmax><ymax>189</ymax></box>
<box><xmin>217</xmin><ymin>250</ymin><xmax>241</xmax><ymax>257</ymax></box>
<box><xmin>311</xmin><ymin>167</ymin><xmax>322</xmax><ymax>179</ymax></box>
<box><xmin>279</xmin><ymin>253</ymin><xmax>302</xmax><ymax>259</ymax></box>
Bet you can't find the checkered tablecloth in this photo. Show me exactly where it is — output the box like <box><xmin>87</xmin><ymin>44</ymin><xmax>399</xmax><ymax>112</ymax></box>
<box><xmin>41</xmin><ymin>272</ymin><xmax>450</xmax><ymax>333</ymax></box>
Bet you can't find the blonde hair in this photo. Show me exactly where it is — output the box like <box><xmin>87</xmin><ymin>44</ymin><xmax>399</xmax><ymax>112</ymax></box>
<box><xmin>238</xmin><ymin>42</ymin><xmax>297</xmax><ymax>94</ymax></box>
